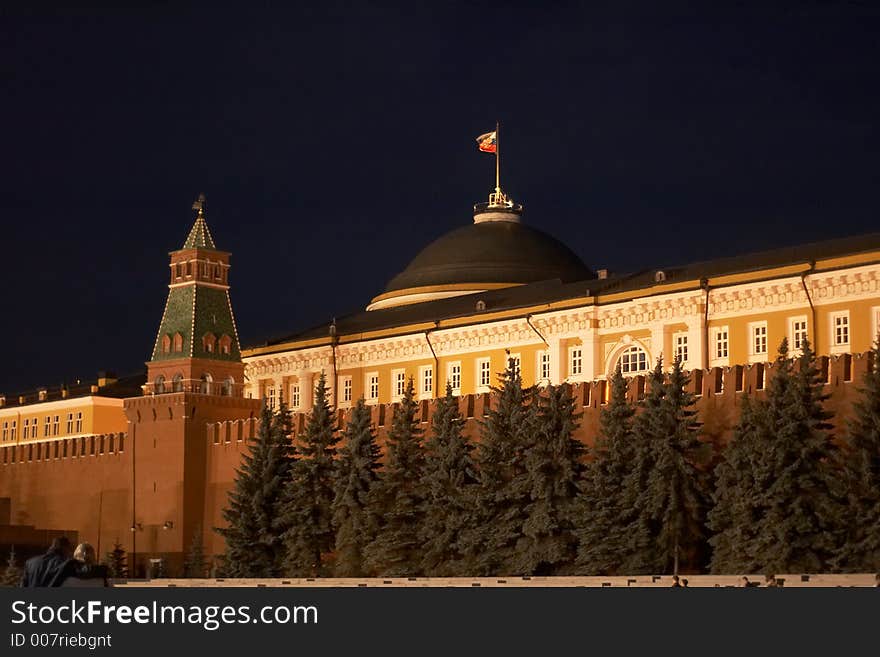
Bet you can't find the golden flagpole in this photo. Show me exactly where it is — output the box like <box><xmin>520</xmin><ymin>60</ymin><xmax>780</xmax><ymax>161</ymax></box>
<box><xmin>495</xmin><ymin>120</ymin><xmax>501</xmax><ymax>198</ymax></box>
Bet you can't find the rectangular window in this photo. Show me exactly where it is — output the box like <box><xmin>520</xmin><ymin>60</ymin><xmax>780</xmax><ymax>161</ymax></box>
<box><xmin>44</xmin><ymin>417</ymin><xmax>50</xmax><ymax>437</ymax></box>
<box><xmin>367</xmin><ymin>373</ymin><xmax>379</xmax><ymax>402</ymax></box>
<box><xmin>448</xmin><ymin>362</ymin><xmax>462</xmax><ymax>394</ymax></box>
<box><xmin>66</xmin><ymin>413</ymin><xmax>74</xmax><ymax>434</ymax></box>
<box><xmin>420</xmin><ymin>366</ymin><xmax>433</xmax><ymax>397</ymax></box>
<box><xmin>2</xmin><ymin>422</ymin><xmax>7</xmax><ymax>441</ymax></box>
<box><xmin>832</xmin><ymin>312</ymin><xmax>850</xmax><ymax>347</ymax></box>
<box><xmin>872</xmin><ymin>307</ymin><xmax>880</xmax><ymax>345</ymax></box>
<box><xmin>750</xmin><ymin>323</ymin><xmax>768</xmax><ymax>358</ymax></box>
<box><xmin>713</xmin><ymin>328</ymin><xmax>729</xmax><ymax>360</ymax></box>
<box><xmin>674</xmin><ymin>333</ymin><xmax>689</xmax><ymax>365</ymax></box>
<box><xmin>569</xmin><ymin>347</ymin><xmax>583</xmax><ymax>377</ymax></box>
<box><xmin>10</xmin><ymin>421</ymin><xmax>16</xmax><ymax>441</ymax></box>
<box><xmin>75</xmin><ymin>411</ymin><xmax>83</xmax><ymax>433</ymax></box>
<box><xmin>290</xmin><ymin>384</ymin><xmax>301</xmax><ymax>410</ymax></box>
<box><xmin>340</xmin><ymin>377</ymin><xmax>352</xmax><ymax>404</ymax></box>
<box><xmin>392</xmin><ymin>369</ymin><xmax>406</xmax><ymax>400</ymax></box>
<box><xmin>476</xmin><ymin>358</ymin><xmax>491</xmax><ymax>390</ymax></box>
<box><xmin>790</xmin><ymin>317</ymin><xmax>808</xmax><ymax>352</ymax></box>
<box><xmin>508</xmin><ymin>354</ymin><xmax>522</xmax><ymax>379</ymax></box>
<box><xmin>266</xmin><ymin>385</ymin><xmax>276</xmax><ymax>410</ymax></box>
<box><xmin>538</xmin><ymin>351</ymin><xmax>551</xmax><ymax>381</ymax></box>
<box><xmin>22</xmin><ymin>419</ymin><xmax>29</xmax><ymax>440</ymax></box>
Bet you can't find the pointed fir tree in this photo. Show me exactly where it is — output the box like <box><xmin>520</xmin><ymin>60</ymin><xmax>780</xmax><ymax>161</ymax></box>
<box><xmin>183</xmin><ymin>526</ymin><xmax>207</xmax><ymax>578</ymax></box>
<box><xmin>331</xmin><ymin>397</ymin><xmax>382</xmax><ymax>577</ymax></box>
<box><xmin>217</xmin><ymin>398</ymin><xmax>295</xmax><ymax>577</ymax></box>
<box><xmin>750</xmin><ymin>338</ymin><xmax>839</xmax><ymax>574</ymax></box>
<box><xmin>105</xmin><ymin>541</ymin><xmax>128</xmax><ymax>578</ymax></box>
<box><xmin>616</xmin><ymin>359</ymin><xmax>667</xmax><ymax>574</ymax></box>
<box><xmin>575</xmin><ymin>363</ymin><xmax>636</xmax><ymax>575</ymax></box>
<box><xmin>281</xmin><ymin>372</ymin><xmax>340</xmax><ymax>576</ymax></box>
<box><xmin>707</xmin><ymin>394</ymin><xmax>767</xmax><ymax>574</ymax></box>
<box><xmin>419</xmin><ymin>383</ymin><xmax>479</xmax><ymax>576</ymax></box>
<box><xmin>642</xmin><ymin>357</ymin><xmax>711</xmax><ymax>574</ymax></box>
<box><xmin>362</xmin><ymin>377</ymin><xmax>425</xmax><ymax>576</ymax></box>
<box><xmin>461</xmin><ymin>355</ymin><xmax>537</xmax><ymax>576</ymax></box>
<box><xmin>833</xmin><ymin>337</ymin><xmax>880</xmax><ymax>572</ymax></box>
<box><xmin>2</xmin><ymin>547</ymin><xmax>22</xmax><ymax>587</ymax></box>
<box><xmin>515</xmin><ymin>382</ymin><xmax>585</xmax><ymax>575</ymax></box>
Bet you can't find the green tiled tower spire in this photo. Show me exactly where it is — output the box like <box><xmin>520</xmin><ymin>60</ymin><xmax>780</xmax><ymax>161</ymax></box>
<box><xmin>150</xmin><ymin>194</ymin><xmax>242</xmax><ymax>364</ymax></box>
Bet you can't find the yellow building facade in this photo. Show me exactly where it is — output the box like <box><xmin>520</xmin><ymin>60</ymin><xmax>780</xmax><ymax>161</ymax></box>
<box><xmin>241</xmin><ymin>194</ymin><xmax>880</xmax><ymax>409</ymax></box>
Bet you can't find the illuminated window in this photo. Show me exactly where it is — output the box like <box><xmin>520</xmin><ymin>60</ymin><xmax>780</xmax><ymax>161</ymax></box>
<box><xmin>161</xmin><ymin>334</ymin><xmax>171</xmax><ymax>354</ymax></box>
<box><xmin>392</xmin><ymin>369</ymin><xmax>406</xmax><ymax>401</ymax></box>
<box><xmin>172</xmin><ymin>374</ymin><xmax>184</xmax><ymax>392</ymax></box>
<box><xmin>831</xmin><ymin>312</ymin><xmax>850</xmax><ymax>347</ymax></box>
<box><xmin>674</xmin><ymin>333</ymin><xmax>688</xmax><ymax>365</ymax></box>
<box><xmin>790</xmin><ymin>317</ymin><xmax>808</xmax><ymax>352</ymax></box>
<box><xmin>203</xmin><ymin>333</ymin><xmax>216</xmax><ymax>354</ymax></box>
<box><xmin>618</xmin><ymin>345</ymin><xmax>648</xmax><ymax>374</ymax></box>
<box><xmin>366</xmin><ymin>373</ymin><xmax>379</xmax><ymax>402</ymax></box>
<box><xmin>219</xmin><ymin>335</ymin><xmax>232</xmax><ymax>355</ymax></box>
<box><xmin>448</xmin><ymin>362</ymin><xmax>462</xmax><ymax>394</ymax></box>
<box><xmin>507</xmin><ymin>354</ymin><xmax>521</xmax><ymax>379</ymax></box>
<box><xmin>1</xmin><ymin>422</ymin><xmax>7</xmax><ymax>441</ymax></box>
<box><xmin>713</xmin><ymin>328</ymin><xmax>729</xmax><ymax>360</ymax></box>
<box><xmin>66</xmin><ymin>413</ymin><xmax>74</xmax><ymax>434</ymax></box>
<box><xmin>569</xmin><ymin>347</ymin><xmax>583</xmax><ymax>377</ymax></box>
<box><xmin>420</xmin><ymin>366</ymin><xmax>433</xmax><ymax>397</ymax></box>
<box><xmin>155</xmin><ymin>375</ymin><xmax>166</xmax><ymax>394</ymax></box>
<box><xmin>750</xmin><ymin>323</ymin><xmax>768</xmax><ymax>357</ymax></box>
<box><xmin>22</xmin><ymin>418</ymin><xmax>30</xmax><ymax>440</ymax></box>
<box><xmin>538</xmin><ymin>350</ymin><xmax>551</xmax><ymax>382</ymax></box>
<box><xmin>173</xmin><ymin>332</ymin><xmax>184</xmax><ymax>353</ymax></box>
<box><xmin>290</xmin><ymin>384</ymin><xmax>301</xmax><ymax>409</ymax></box>
<box><xmin>9</xmin><ymin>420</ymin><xmax>16</xmax><ymax>440</ymax></box>
<box><xmin>52</xmin><ymin>416</ymin><xmax>59</xmax><ymax>436</ymax></box>
<box><xmin>223</xmin><ymin>377</ymin><xmax>234</xmax><ymax>397</ymax></box>
<box><xmin>75</xmin><ymin>412</ymin><xmax>83</xmax><ymax>433</ymax></box>
<box><xmin>341</xmin><ymin>377</ymin><xmax>352</xmax><ymax>404</ymax></box>
<box><xmin>44</xmin><ymin>416</ymin><xmax>51</xmax><ymax>437</ymax></box>
<box><xmin>266</xmin><ymin>385</ymin><xmax>276</xmax><ymax>410</ymax></box>
<box><xmin>476</xmin><ymin>357</ymin><xmax>491</xmax><ymax>390</ymax></box>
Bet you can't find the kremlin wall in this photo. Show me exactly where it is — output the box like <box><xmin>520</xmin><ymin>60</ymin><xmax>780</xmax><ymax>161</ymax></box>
<box><xmin>2</xmin><ymin>190</ymin><xmax>880</xmax><ymax>576</ymax></box>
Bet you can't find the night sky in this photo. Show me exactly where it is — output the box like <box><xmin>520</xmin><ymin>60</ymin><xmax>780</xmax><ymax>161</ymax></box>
<box><xmin>2</xmin><ymin>2</ymin><xmax>879</xmax><ymax>394</ymax></box>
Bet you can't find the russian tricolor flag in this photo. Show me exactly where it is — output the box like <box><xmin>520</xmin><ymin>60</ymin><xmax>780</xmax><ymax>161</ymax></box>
<box><xmin>476</xmin><ymin>131</ymin><xmax>497</xmax><ymax>153</ymax></box>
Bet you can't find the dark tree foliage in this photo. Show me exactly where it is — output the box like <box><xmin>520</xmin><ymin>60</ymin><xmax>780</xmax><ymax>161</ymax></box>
<box><xmin>708</xmin><ymin>395</ymin><xmax>767</xmax><ymax>573</ymax></box>
<box><xmin>105</xmin><ymin>542</ymin><xmax>128</xmax><ymax>578</ymax></box>
<box><xmin>620</xmin><ymin>358</ymin><xmax>710</xmax><ymax>574</ymax></box>
<box><xmin>515</xmin><ymin>382</ymin><xmax>584</xmax><ymax>575</ymax></box>
<box><xmin>575</xmin><ymin>364</ymin><xmax>635</xmax><ymax>575</ymax></box>
<box><xmin>217</xmin><ymin>399</ymin><xmax>295</xmax><ymax>577</ymax></box>
<box><xmin>362</xmin><ymin>378</ymin><xmax>425</xmax><ymax>576</ymax></box>
<box><xmin>183</xmin><ymin>526</ymin><xmax>207</xmax><ymax>578</ymax></box>
<box><xmin>419</xmin><ymin>383</ymin><xmax>479</xmax><ymax>576</ymax></box>
<box><xmin>281</xmin><ymin>372</ymin><xmax>340</xmax><ymax>576</ymax></box>
<box><xmin>332</xmin><ymin>397</ymin><xmax>382</xmax><ymax>577</ymax></box>
<box><xmin>462</xmin><ymin>356</ymin><xmax>537</xmax><ymax>576</ymax></box>
<box><xmin>833</xmin><ymin>340</ymin><xmax>880</xmax><ymax>572</ymax></box>
<box><xmin>2</xmin><ymin>547</ymin><xmax>22</xmax><ymax>587</ymax></box>
<box><xmin>753</xmin><ymin>339</ymin><xmax>839</xmax><ymax>573</ymax></box>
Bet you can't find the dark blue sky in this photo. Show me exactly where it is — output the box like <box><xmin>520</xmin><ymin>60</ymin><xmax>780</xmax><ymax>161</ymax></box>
<box><xmin>2</xmin><ymin>1</ymin><xmax>879</xmax><ymax>393</ymax></box>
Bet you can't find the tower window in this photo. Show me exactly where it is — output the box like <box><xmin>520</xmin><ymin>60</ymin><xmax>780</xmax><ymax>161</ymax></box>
<box><xmin>162</xmin><ymin>334</ymin><xmax>171</xmax><ymax>354</ymax></box>
<box><xmin>203</xmin><ymin>332</ymin><xmax>217</xmax><ymax>354</ymax></box>
<box><xmin>219</xmin><ymin>334</ymin><xmax>232</xmax><ymax>355</ymax></box>
<box><xmin>172</xmin><ymin>373</ymin><xmax>184</xmax><ymax>392</ymax></box>
<box><xmin>185</xmin><ymin>262</ymin><xmax>192</xmax><ymax>277</ymax></box>
<box><xmin>155</xmin><ymin>375</ymin><xmax>166</xmax><ymax>394</ymax></box>
<box><xmin>175</xmin><ymin>263</ymin><xmax>182</xmax><ymax>279</ymax></box>
<box><xmin>173</xmin><ymin>332</ymin><xmax>184</xmax><ymax>353</ymax></box>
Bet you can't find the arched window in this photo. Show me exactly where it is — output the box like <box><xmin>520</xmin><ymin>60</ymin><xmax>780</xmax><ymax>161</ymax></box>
<box><xmin>203</xmin><ymin>332</ymin><xmax>216</xmax><ymax>354</ymax></box>
<box><xmin>173</xmin><ymin>332</ymin><xmax>184</xmax><ymax>353</ymax></box>
<box><xmin>155</xmin><ymin>375</ymin><xmax>166</xmax><ymax>394</ymax></box>
<box><xmin>222</xmin><ymin>377</ymin><xmax>234</xmax><ymax>397</ymax></box>
<box><xmin>218</xmin><ymin>334</ymin><xmax>232</xmax><ymax>355</ymax></box>
<box><xmin>617</xmin><ymin>345</ymin><xmax>649</xmax><ymax>374</ymax></box>
<box><xmin>161</xmin><ymin>335</ymin><xmax>171</xmax><ymax>354</ymax></box>
<box><xmin>172</xmin><ymin>373</ymin><xmax>184</xmax><ymax>393</ymax></box>
<box><xmin>200</xmin><ymin>373</ymin><xmax>213</xmax><ymax>395</ymax></box>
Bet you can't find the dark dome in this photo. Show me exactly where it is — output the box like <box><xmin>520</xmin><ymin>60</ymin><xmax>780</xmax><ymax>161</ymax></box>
<box><xmin>382</xmin><ymin>221</ymin><xmax>594</xmax><ymax>294</ymax></box>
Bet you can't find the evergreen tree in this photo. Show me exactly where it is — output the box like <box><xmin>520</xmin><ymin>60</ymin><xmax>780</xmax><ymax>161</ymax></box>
<box><xmin>750</xmin><ymin>338</ymin><xmax>839</xmax><ymax>573</ymax></box>
<box><xmin>516</xmin><ymin>382</ymin><xmax>584</xmax><ymax>575</ymax></box>
<box><xmin>281</xmin><ymin>372</ymin><xmax>340</xmax><ymax>576</ymax></box>
<box><xmin>362</xmin><ymin>378</ymin><xmax>425</xmax><ymax>576</ymax></box>
<box><xmin>463</xmin><ymin>356</ymin><xmax>536</xmax><ymax>576</ymax></box>
<box><xmin>419</xmin><ymin>383</ymin><xmax>478</xmax><ymax>576</ymax></box>
<box><xmin>183</xmin><ymin>526</ymin><xmax>207</xmax><ymax>578</ymax></box>
<box><xmin>620</xmin><ymin>358</ymin><xmax>709</xmax><ymax>574</ymax></box>
<box><xmin>1</xmin><ymin>547</ymin><xmax>22</xmax><ymax>587</ymax></box>
<box><xmin>833</xmin><ymin>338</ymin><xmax>880</xmax><ymax>572</ymax></box>
<box><xmin>707</xmin><ymin>394</ymin><xmax>768</xmax><ymax>573</ymax></box>
<box><xmin>217</xmin><ymin>399</ymin><xmax>295</xmax><ymax>577</ymax></box>
<box><xmin>332</xmin><ymin>397</ymin><xmax>382</xmax><ymax>577</ymax></box>
<box><xmin>575</xmin><ymin>364</ymin><xmax>635</xmax><ymax>575</ymax></box>
<box><xmin>616</xmin><ymin>360</ymin><xmax>667</xmax><ymax>574</ymax></box>
<box><xmin>105</xmin><ymin>541</ymin><xmax>128</xmax><ymax>578</ymax></box>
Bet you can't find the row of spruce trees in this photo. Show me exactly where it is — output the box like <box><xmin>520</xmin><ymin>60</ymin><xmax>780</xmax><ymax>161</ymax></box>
<box><xmin>216</xmin><ymin>338</ymin><xmax>880</xmax><ymax>577</ymax></box>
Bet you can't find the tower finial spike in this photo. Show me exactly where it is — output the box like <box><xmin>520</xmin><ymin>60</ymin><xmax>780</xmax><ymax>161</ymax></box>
<box><xmin>192</xmin><ymin>193</ymin><xmax>206</xmax><ymax>216</ymax></box>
